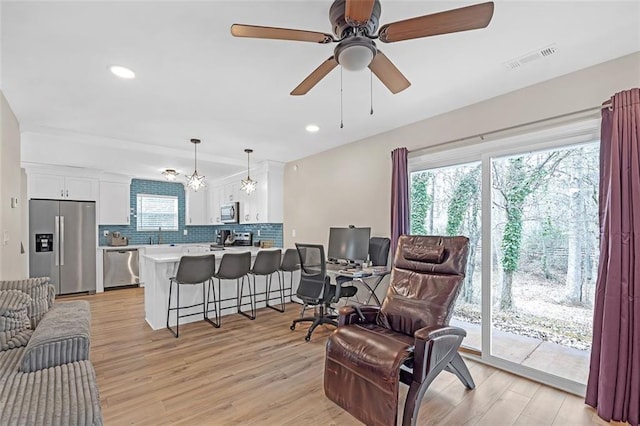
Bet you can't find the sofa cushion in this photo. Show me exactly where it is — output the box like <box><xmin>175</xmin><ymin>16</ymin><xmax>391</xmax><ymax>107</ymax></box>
<box><xmin>0</xmin><ymin>291</ymin><xmax>33</xmax><ymax>351</ymax></box>
<box><xmin>0</xmin><ymin>278</ymin><xmax>55</xmax><ymax>328</ymax></box>
<box><xmin>20</xmin><ymin>301</ymin><xmax>91</xmax><ymax>373</ymax></box>
<box><xmin>0</xmin><ymin>347</ymin><xmax>103</xmax><ymax>426</ymax></box>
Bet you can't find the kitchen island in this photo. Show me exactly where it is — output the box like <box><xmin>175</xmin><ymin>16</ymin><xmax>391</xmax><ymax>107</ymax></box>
<box><xmin>140</xmin><ymin>246</ymin><xmax>297</xmax><ymax>330</ymax></box>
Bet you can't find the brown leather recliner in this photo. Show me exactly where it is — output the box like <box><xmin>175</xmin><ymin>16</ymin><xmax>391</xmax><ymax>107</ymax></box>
<box><xmin>324</xmin><ymin>235</ymin><xmax>475</xmax><ymax>426</ymax></box>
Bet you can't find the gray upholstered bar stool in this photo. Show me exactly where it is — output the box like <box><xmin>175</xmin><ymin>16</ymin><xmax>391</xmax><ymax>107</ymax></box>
<box><xmin>279</xmin><ymin>248</ymin><xmax>300</xmax><ymax>309</ymax></box>
<box><xmin>212</xmin><ymin>251</ymin><xmax>253</xmax><ymax>323</ymax></box>
<box><xmin>166</xmin><ymin>254</ymin><xmax>216</xmax><ymax>338</ymax></box>
<box><xmin>249</xmin><ymin>250</ymin><xmax>283</xmax><ymax>313</ymax></box>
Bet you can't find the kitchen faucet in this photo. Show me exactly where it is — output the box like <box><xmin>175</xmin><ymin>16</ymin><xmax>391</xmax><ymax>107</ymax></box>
<box><xmin>157</xmin><ymin>227</ymin><xmax>163</xmax><ymax>245</ymax></box>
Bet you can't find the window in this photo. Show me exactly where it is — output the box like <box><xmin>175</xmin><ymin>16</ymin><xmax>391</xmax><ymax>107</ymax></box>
<box><xmin>136</xmin><ymin>194</ymin><xmax>178</xmax><ymax>231</ymax></box>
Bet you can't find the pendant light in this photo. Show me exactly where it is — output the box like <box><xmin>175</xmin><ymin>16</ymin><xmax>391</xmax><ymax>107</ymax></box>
<box><xmin>240</xmin><ymin>148</ymin><xmax>257</xmax><ymax>194</ymax></box>
<box><xmin>186</xmin><ymin>138</ymin><xmax>206</xmax><ymax>191</ymax></box>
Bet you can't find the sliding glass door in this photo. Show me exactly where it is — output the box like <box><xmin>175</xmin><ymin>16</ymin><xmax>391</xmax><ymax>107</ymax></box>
<box><xmin>409</xmin><ymin>119</ymin><xmax>600</xmax><ymax>393</ymax></box>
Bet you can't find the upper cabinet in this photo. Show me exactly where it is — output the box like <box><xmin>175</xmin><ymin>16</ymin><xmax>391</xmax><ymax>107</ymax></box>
<box><xmin>28</xmin><ymin>172</ymin><xmax>97</xmax><ymax>201</ymax></box>
<box><xmin>185</xmin><ymin>187</ymin><xmax>209</xmax><ymax>226</ymax></box>
<box><xmin>232</xmin><ymin>162</ymin><xmax>283</xmax><ymax>224</ymax></box>
<box><xmin>99</xmin><ymin>181</ymin><xmax>131</xmax><ymax>225</ymax></box>
<box><xmin>207</xmin><ymin>186</ymin><xmax>224</xmax><ymax>225</ymax></box>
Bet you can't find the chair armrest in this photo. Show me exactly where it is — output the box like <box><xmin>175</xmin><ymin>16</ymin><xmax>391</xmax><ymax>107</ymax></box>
<box><xmin>337</xmin><ymin>305</ymin><xmax>380</xmax><ymax>326</ymax></box>
<box><xmin>412</xmin><ymin>325</ymin><xmax>467</xmax><ymax>383</ymax></box>
<box><xmin>20</xmin><ymin>301</ymin><xmax>91</xmax><ymax>372</ymax></box>
<box><xmin>415</xmin><ymin>325</ymin><xmax>467</xmax><ymax>341</ymax></box>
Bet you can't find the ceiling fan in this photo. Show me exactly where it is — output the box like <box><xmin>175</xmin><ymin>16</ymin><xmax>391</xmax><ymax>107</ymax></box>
<box><xmin>231</xmin><ymin>0</ymin><xmax>494</xmax><ymax>96</ymax></box>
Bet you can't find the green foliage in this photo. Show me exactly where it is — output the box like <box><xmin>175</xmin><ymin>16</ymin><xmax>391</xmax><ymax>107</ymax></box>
<box><xmin>410</xmin><ymin>172</ymin><xmax>432</xmax><ymax>234</ymax></box>
<box><xmin>446</xmin><ymin>166</ymin><xmax>480</xmax><ymax>236</ymax></box>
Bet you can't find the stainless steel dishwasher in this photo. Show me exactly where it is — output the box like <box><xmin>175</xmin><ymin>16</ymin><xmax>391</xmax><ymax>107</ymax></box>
<box><xmin>103</xmin><ymin>248</ymin><xmax>139</xmax><ymax>289</ymax></box>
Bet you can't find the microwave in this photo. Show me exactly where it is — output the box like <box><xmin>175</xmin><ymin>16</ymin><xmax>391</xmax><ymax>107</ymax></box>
<box><xmin>220</xmin><ymin>202</ymin><xmax>239</xmax><ymax>224</ymax></box>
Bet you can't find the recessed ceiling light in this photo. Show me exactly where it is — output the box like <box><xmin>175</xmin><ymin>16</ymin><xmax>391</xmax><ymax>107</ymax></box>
<box><xmin>306</xmin><ymin>124</ymin><xmax>320</xmax><ymax>133</ymax></box>
<box><xmin>109</xmin><ymin>65</ymin><xmax>135</xmax><ymax>79</ymax></box>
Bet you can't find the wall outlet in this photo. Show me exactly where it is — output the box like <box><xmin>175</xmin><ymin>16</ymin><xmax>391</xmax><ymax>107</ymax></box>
<box><xmin>257</xmin><ymin>229</ymin><xmax>261</xmax><ymax>237</ymax></box>
<box><xmin>103</xmin><ymin>230</ymin><xmax>109</xmax><ymax>237</ymax></box>
<box><xmin>292</xmin><ymin>229</ymin><xmax>296</xmax><ymax>237</ymax></box>
<box><xmin>183</xmin><ymin>229</ymin><xmax>188</xmax><ymax>236</ymax></box>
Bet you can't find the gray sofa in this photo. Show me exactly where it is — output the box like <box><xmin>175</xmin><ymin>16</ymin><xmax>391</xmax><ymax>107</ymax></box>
<box><xmin>0</xmin><ymin>278</ymin><xmax>103</xmax><ymax>425</ymax></box>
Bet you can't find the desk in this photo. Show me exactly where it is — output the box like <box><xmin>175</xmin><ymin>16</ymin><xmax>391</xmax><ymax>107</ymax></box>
<box><xmin>326</xmin><ymin>263</ymin><xmax>390</xmax><ymax>306</ymax></box>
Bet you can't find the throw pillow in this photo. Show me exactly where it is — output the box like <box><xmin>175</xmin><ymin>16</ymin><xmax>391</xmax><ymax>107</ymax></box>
<box><xmin>0</xmin><ymin>290</ymin><xmax>33</xmax><ymax>351</ymax></box>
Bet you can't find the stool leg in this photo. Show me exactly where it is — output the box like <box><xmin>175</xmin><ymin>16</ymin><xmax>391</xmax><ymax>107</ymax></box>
<box><xmin>266</xmin><ymin>272</ymin><xmax>285</xmax><ymax>313</ymax></box>
<box><xmin>203</xmin><ymin>279</ymin><xmax>219</xmax><ymax>328</ymax></box>
<box><xmin>238</xmin><ymin>275</ymin><xmax>255</xmax><ymax>320</ymax></box>
<box><xmin>166</xmin><ymin>279</ymin><xmax>178</xmax><ymax>338</ymax></box>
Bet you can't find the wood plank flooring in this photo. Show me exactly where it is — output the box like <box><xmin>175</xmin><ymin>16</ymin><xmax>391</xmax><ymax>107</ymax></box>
<box><xmin>64</xmin><ymin>288</ymin><xmax>615</xmax><ymax>425</ymax></box>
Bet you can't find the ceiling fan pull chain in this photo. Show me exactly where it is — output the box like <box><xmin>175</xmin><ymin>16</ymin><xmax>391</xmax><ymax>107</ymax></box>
<box><xmin>340</xmin><ymin>66</ymin><xmax>344</xmax><ymax>129</ymax></box>
<box><xmin>370</xmin><ymin>69</ymin><xmax>374</xmax><ymax>115</ymax></box>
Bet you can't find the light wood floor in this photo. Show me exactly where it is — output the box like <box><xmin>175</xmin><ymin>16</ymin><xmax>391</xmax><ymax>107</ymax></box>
<box><xmin>64</xmin><ymin>288</ymin><xmax>614</xmax><ymax>425</ymax></box>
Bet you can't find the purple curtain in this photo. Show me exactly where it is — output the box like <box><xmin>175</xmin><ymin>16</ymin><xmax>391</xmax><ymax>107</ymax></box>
<box><xmin>390</xmin><ymin>147</ymin><xmax>409</xmax><ymax>259</ymax></box>
<box><xmin>586</xmin><ymin>88</ymin><xmax>640</xmax><ymax>426</ymax></box>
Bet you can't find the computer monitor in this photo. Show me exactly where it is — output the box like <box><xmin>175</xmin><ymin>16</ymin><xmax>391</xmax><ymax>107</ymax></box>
<box><xmin>327</xmin><ymin>227</ymin><xmax>371</xmax><ymax>263</ymax></box>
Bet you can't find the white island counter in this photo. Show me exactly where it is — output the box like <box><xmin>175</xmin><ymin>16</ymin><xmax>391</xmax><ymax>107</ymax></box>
<box><xmin>140</xmin><ymin>246</ymin><xmax>297</xmax><ymax>330</ymax></box>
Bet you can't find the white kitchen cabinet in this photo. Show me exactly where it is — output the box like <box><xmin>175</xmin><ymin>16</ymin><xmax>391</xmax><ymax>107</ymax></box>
<box><xmin>236</xmin><ymin>163</ymin><xmax>283</xmax><ymax>224</ymax></box>
<box><xmin>28</xmin><ymin>173</ymin><xmax>97</xmax><ymax>201</ymax></box>
<box><xmin>99</xmin><ymin>181</ymin><xmax>131</xmax><ymax>225</ymax></box>
<box><xmin>185</xmin><ymin>188</ymin><xmax>208</xmax><ymax>226</ymax></box>
<box><xmin>223</xmin><ymin>183</ymin><xmax>237</xmax><ymax>203</ymax></box>
<box><xmin>207</xmin><ymin>186</ymin><xmax>223</xmax><ymax>225</ymax></box>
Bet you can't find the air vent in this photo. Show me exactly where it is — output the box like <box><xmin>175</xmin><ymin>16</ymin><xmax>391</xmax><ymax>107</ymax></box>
<box><xmin>504</xmin><ymin>44</ymin><xmax>558</xmax><ymax>70</ymax></box>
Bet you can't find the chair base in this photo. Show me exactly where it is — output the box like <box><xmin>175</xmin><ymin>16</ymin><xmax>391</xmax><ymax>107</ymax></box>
<box><xmin>290</xmin><ymin>305</ymin><xmax>337</xmax><ymax>341</ymax></box>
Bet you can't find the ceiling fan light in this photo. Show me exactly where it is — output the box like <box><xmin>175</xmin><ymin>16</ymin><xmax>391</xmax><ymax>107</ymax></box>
<box><xmin>338</xmin><ymin>45</ymin><xmax>374</xmax><ymax>71</ymax></box>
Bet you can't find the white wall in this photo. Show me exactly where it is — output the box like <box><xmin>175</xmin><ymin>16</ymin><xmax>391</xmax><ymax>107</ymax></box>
<box><xmin>0</xmin><ymin>90</ymin><xmax>26</xmax><ymax>279</ymax></box>
<box><xmin>283</xmin><ymin>52</ymin><xmax>640</xmax><ymax>248</ymax></box>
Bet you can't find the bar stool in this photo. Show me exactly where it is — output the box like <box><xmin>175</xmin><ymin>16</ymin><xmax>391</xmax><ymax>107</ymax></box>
<box><xmin>212</xmin><ymin>251</ymin><xmax>252</xmax><ymax>323</ymax></box>
<box><xmin>279</xmin><ymin>248</ymin><xmax>301</xmax><ymax>314</ymax></box>
<box><xmin>166</xmin><ymin>254</ymin><xmax>216</xmax><ymax>338</ymax></box>
<box><xmin>249</xmin><ymin>250</ymin><xmax>283</xmax><ymax>313</ymax></box>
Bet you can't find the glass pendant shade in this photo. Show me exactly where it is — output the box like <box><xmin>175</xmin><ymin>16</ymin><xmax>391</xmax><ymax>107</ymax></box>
<box><xmin>186</xmin><ymin>139</ymin><xmax>206</xmax><ymax>191</ymax></box>
<box><xmin>241</xmin><ymin>148</ymin><xmax>257</xmax><ymax>194</ymax></box>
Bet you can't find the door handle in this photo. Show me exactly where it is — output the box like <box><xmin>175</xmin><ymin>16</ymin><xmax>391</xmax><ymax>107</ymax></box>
<box><xmin>54</xmin><ymin>216</ymin><xmax>60</xmax><ymax>266</ymax></box>
<box><xmin>60</xmin><ymin>216</ymin><xmax>65</xmax><ymax>266</ymax></box>
<box><xmin>65</xmin><ymin>189</ymin><xmax>69</xmax><ymax>198</ymax></box>
<box><xmin>60</xmin><ymin>189</ymin><xmax>64</xmax><ymax>197</ymax></box>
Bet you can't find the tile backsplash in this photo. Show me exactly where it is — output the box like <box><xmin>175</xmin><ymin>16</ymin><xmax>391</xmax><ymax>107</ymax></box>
<box><xmin>98</xmin><ymin>179</ymin><xmax>282</xmax><ymax>247</ymax></box>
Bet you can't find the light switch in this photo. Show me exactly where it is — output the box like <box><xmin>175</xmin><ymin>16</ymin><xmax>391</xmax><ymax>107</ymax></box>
<box><xmin>3</xmin><ymin>230</ymin><xmax>9</xmax><ymax>245</ymax></box>
<box><xmin>292</xmin><ymin>229</ymin><xmax>296</xmax><ymax>237</ymax></box>
<box><xmin>183</xmin><ymin>229</ymin><xmax>188</xmax><ymax>236</ymax></box>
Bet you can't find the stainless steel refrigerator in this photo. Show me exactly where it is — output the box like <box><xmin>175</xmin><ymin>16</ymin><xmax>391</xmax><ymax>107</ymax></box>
<box><xmin>29</xmin><ymin>199</ymin><xmax>96</xmax><ymax>295</ymax></box>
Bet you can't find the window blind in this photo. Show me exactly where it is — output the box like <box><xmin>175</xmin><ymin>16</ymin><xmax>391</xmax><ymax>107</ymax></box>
<box><xmin>136</xmin><ymin>194</ymin><xmax>178</xmax><ymax>231</ymax></box>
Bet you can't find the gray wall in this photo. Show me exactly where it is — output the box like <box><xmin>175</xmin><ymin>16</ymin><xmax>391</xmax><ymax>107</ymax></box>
<box><xmin>283</xmin><ymin>52</ymin><xmax>640</xmax><ymax>249</ymax></box>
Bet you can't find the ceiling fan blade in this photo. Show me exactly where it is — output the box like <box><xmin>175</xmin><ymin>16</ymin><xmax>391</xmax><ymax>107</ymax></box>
<box><xmin>231</xmin><ymin>24</ymin><xmax>335</xmax><ymax>44</ymax></box>
<box><xmin>368</xmin><ymin>51</ymin><xmax>411</xmax><ymax>94</ymax></box>
<box><xmin>378</xmin><ymin>2</ymin><xmax>494</xmax><ymax>43</ymax></box>
<box><xmin>345</xmin><ymin>0</ymin><xmax>376</xmax><ymax>26</ymax></box>
<box><xmin>291</xmin><ymin>57</ymin><xmax>339</xmax><ymax>96</ymax></box>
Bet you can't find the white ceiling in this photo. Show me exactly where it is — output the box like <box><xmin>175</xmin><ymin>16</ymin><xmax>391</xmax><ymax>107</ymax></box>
<box><xmin>2</xmin><ymin>1</ymin><xmax>639</xmax><ymax>181</ymax></box>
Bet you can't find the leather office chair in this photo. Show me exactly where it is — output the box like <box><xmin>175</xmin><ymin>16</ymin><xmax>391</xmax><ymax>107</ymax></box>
<box><xmin>324</xmin><ymin>235</ymin><xmax>475</xmax><ymax>426</ymax></box>
<box><xmin>290</xmin><ymin>243</ymin><xmax>357</xmax><ymax>341</ymax></box>
<box><xmin>166</xmin><ymin>254</ymin><xmax>217</xmax><ymax>338</ymax></box>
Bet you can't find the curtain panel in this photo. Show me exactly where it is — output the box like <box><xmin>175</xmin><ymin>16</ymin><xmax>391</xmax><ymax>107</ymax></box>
<box><xmin>390</xmin><ymin>147</ymin><xmax>409</xmax><ymax>259</ymax></box>
<box><xmin>586</xmin><ymin>88</ymin><xmax>640</xmax><ymax>426</ymax></box>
